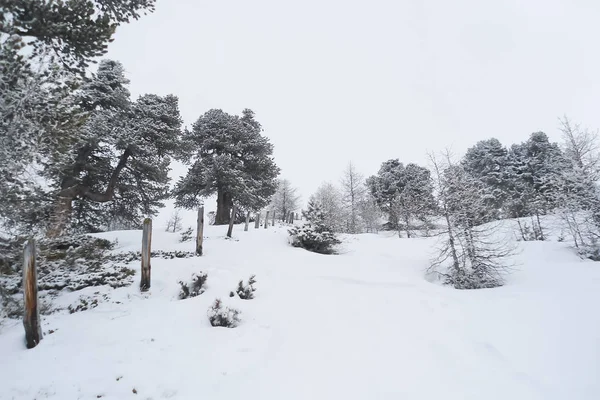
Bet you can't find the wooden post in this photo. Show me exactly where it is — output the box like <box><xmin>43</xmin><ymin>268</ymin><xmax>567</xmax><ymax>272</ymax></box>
<box><xmin>23</xmin><ymin>239</ymin><xmax>42</xmax><ymax>349</ymax></box>
<box><xmin>265</xmin><ymin>210</ymin><xmax>270</xmax><ymax>229</ymax></box>
<box><xmin>196</xmin><ymin>206</ymin><xmax>204</xmax><ymax>256</ymax></box>
<box><xmin>227</xmin><ymin>204</ymin><xmax>236</xmax><ymax>238</ymax></box>
<box><xmin>244</xmin><ymin>211</ymin><xmax>251</xmax><ymax>231</ymax></box>
<box><xmin>255</xmin><ymin>212</ymin><xmax>260</xmax><ymax>229</ymax></box>
<box><xmin>141</xmin><ymin>218</ymin><xmax>152</xmax><ymax>292</ymax></box>
<box><xmin>272</xmin><ymin>210</ymin><xmax>276</xmax><ymax>226</ymax></box>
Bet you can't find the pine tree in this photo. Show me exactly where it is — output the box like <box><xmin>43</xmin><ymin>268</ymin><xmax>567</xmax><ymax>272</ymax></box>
<box><xmin>462</xmin><ymin>138</ymin><xmax>510</xmax><ymax>220</ymax></box>
<box><xmin>173</xmin><ymin>109</ymin><xmax>280</xmax><ymax>225</ymax></box>
<box><xmin>45</xmin><ymin>61</ymin><xmax>184</xmax><ymax>236</ymax></box>
<box><xmin>0</xmin><ymin>0</ymin><xmax>156</xmax><ymax>74</ymax></box>
<box><xmin>289</xmin><ymin>199</ymin><xmax>340</xmax><ymax>254</ymax></box>
<box><xmin>366</xmin><ymin>159</ymin><xmax>404</xmax><ymax>228</ymax></box>
<box><xmin>367</xmin><ymin>159</ymin><xmax>436</xmax><ymax>236</ymax></box>
<box><xmin>505</xmin><ymin>132</ymin><xmax>567</xmax><ymax>240</ymax></box>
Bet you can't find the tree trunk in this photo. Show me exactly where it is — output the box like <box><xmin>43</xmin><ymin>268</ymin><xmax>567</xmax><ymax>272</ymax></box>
<box><xmin>140</xmin><ymin>218</ymin><xmax>152</xmax><ymax>291</ymax></box>
<box><xmin>244</xmin><ymin>211</ymin><xmax>251</xmax><ymax>231</ymax></box>
<box><xmin>47</xmin><ymin>196</ymin><xmax>74</xmax><ymax>238</ymax></box>
<box><xmin>196</xmin><ymin>206</ymin><xmax>204</xmax><ymax>255</ymax></box>
<box><xmin>227</xmin><ymin>204</ymin><xmax>236</xmax><ymax>238</ymax></box>
<box><xmin>255</xmin><ymin>212</ymin><xmax>260</xmax><ymax>228</ymax></box>
<box><xmin>272</xmin><ymin>210</ymin><xmax>275</xmax><ymax>226</ymax></box>
<box><xmin>265</xmin><ymin>210</ymin><xmax>270</xmax><ymax>228</ymax></box>
<box><xmin>23</xmin><ymin>239</ymin><xmax>42</xmax><ymax>349</ymax></box>
<box><xmin>215</xmin><ymin>190</ymin><xmax>233</xmax><ymax>225</ymax></box>
<box><xmin>535</xmin><ymin>213</ymin><xmax>545</xmax><ymax>241</ymax></box>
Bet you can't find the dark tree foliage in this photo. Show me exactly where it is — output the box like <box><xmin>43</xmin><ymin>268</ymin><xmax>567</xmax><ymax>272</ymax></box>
<box><xmin>505</xmin><ymin>132</ymin><xmax>567</xmax><ymax>220</ymax></box>
<box><xmin>0</xmin><ymin>0</ymin><xmax>156</xmax><ymax>74</ymax></box>
<box><xmin>174</xmin><ymin>109</ymin><xmax>280</xmax><ymax>225</ymax></box>
<box><xmin>367</xmin><ymin>159</ymin><xmax>436</xmax><ymax>234</ymax></box>
<box><xmin>44</xmin><ymin>60</ymin><xmax>183</xmax><ymax>235</ymax></box>
<box><xmin>462</xmin><ymin>138</ymin><xmax>510</xmax><ymax>219</ymax></box>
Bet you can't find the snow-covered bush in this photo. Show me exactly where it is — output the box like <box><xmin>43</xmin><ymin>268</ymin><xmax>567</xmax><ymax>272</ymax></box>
<box><xmin>178</xmin><ymin>272</ymin><xmax>208</xmax><ymax>300</ymax></box>
<box><xmin>179</xmin><ymin>227</ymin><xmax>193</xmax><ymax>242</ymax></box>
<box><xmin>207</xmin><ymin>299</ymin><xmax>241</xmax><ymax>328</ymax></box>
<box><xmin>289</xmin><ymin>200</ymin><xmax>340</xmax><ymax>254</ymax></box>
<box><xmin>234</xmin><ymin>275</ymin><xmax>256</xmax><ymax>300</ymax></box>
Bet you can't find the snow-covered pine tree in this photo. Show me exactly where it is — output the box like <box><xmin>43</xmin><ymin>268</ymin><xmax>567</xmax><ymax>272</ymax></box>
<box><xmin>0</xmin><ymin>0</ymin><xmax>156</xmax><ymax>75</ymax></box>
<box><xmin>366</xmin><ymin>159</ymin><xmax>404</xmax><ymax>229</ymax></box>
<box><xmin>44</xmin><ymin>60</ymin><xmax>184</xmax><ymax>236</ymax></box>
<box><xmin>173</xmin><ymin>109</ymin><xmax>280</xmax><ymax>225</ymax></box>
<box><xmin>289</xmin><ymin>199</ymin><xmax>340</xmax><ymax>254</ymax></box>
<box><xmin>394</xmin><ymin>163</ymin><xmax>436</xmax><ymax>238</ymax></box>
<box><xmin>462</xmin><ymin>138</ymin><xmax>510</xmax><ymax>220</ymax></box>
<box><xmin>0</xmin><ymin>0</ymin><xmax>156</xmax><ymax>233</ymax></box>
<box><xmin>505</xmin><ymin>132</ymin><xmax>567</xmax><ymax>240</ymax></box>
<box><xmin>0</xmin><ymin>37</ymin><xmax>80</xmax><ymax>233</ymax></box>
<box><xmin>367</xmin><ymin>159</ymin><xmax>436</xmax><ymax>237</ymax></box>
<box><xmin>340</xmin><ymin>162</ymin><xmax>367</xmax><ymax>234</ymax></box>
<box><xmin>270</xmin><ymin>179</ymin><xmax>301</xmax><ymax>222</ymax></box>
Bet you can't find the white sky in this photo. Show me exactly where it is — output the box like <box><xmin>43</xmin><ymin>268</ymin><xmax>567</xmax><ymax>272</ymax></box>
<box><xmin>106</xmin><ymin>0</ymin><xmax>600</xmax><ymax>204</ymax></box>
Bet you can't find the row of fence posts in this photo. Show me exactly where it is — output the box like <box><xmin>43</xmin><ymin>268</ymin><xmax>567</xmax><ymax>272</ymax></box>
<box><xmin>21</xmin><ymin>206</ymin><xmax>300</xmax><ymax>349</ymax></box>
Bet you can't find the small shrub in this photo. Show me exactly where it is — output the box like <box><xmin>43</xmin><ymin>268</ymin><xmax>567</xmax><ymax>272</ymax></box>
<box><xmin>289</xmin><ymin>224</ymin><xmax>340</xmax><ymax>254</ymax></box>
<box><xmin>236</xmin><ymin>275</ymin><xmax>257</xmax><ymax>300</ymax></box>
<box><xmin>444</xmin><ymin>268</ymin><xmax>503</xmax><ymax>290</ymax></box>
<box><xmin>178</xmin><ymin>272</ymin><xmax>208</xmax><ymax>300</ymax></box>
<box><xmin>179</xmin><ymin>227</ymin><xmax>193</xmax><ymax>243</ymax></box>
<box><xmin>207</xmin><ymin>299</ymin><xmax>241</xmax><ymax>328</ymax></box>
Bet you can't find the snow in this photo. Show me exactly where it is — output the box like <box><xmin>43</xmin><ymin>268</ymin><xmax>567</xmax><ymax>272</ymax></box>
<box><xmin>1</xmin><ymin>222</ymin><xmax>599</xmax><ymax>399</ymax></box>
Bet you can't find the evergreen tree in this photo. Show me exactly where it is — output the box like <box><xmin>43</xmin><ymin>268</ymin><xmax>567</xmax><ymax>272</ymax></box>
<box><xmin>289</xmin><ymin>199</ymin><xmax>340</xmax><ymax>254</ymax></box>
<box><xmin>45</xmin><ymin>61</ymin><xmax>184</xmax><ymax>236</ymax></box>
<box><xmin>366</xmin><ymin>159</ymin><xmax>404</xmax><ymax>228</ymax></box>
<box><xmin>0</xmin><ymin>0</ymin><xmax>156</xmax><ymax>233</ymax></box>
<box><xmin>367</xmin><ymin>159</ymin><xmax>436</xmax><ymax>236</ymax></box>
<box><xmin>173</xmin><ymin>109</ymin><xmax>280</xmax><ymax>225</ymax></box>
<box><xmin>0</xmin><ymin>0</ymin><xmax>156</xmax><ymax>74</ymax></box>
<box><xmin>505</xmin><ymin>132</ymin><xmax>567</xmax><ymax>239</ymax></box>
<box><xmin>462</xmin><ymin>138</ymin><xmax>510</xmax><ymax>219</ymax></box>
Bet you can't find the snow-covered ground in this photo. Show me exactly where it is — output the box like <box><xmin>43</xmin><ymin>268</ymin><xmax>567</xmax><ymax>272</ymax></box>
<box><xmin>1</xmin><ymin>221</ymin><xmax>599</xmax><ymax>399</ymax></box>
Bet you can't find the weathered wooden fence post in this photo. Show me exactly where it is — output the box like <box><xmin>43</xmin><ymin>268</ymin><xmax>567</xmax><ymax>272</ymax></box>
<box><xmin>227</xmin><ymin>204</ymin><xmax>236</xmax><ymax>238</ymax></box>
<box><xmin>265</xmin><ymin>210</ymin><xmax>270</xmax><ymax>229</ymax></box>
<box><xmin>140</xmin><ymin>218</ymin><xmax>152</xmax><ymax>292</ymax></box>
<box><xmin>196</xmin><ymin>206</ymin><xmax>204</xmax><ymax>256</ymax></box>
<box><xmin>244</xmin><ymin>211</ymin><xmax>251</xmax><ymax>231</ymax></box>
<box><xmin>255</xmin><ymin>212</ymin><xmax>260</xmax><ymax>229</ymax></box>
<box><xmin>23</xmin><ymin>239</ymin><xmax>42</xmax><ymax>349</ymax></box>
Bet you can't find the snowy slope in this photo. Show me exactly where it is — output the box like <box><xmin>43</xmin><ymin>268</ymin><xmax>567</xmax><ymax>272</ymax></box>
<box><xmin>0</xmin><ymin>222</ymin><xmax>599</xmax><ymax>399</ymax></box>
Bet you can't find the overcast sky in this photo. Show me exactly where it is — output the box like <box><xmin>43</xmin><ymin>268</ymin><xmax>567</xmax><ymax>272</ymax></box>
<box><xmin>106</xmin><ymin>0</ymin><xmax>600</xmax><ymax>208</ymax></box>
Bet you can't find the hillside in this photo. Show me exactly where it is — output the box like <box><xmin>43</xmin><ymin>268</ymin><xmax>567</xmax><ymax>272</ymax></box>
<box><xmin>1</xmin><ymin>222</ymin><xmax>599</xmax><ymax>399</ymax></box>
